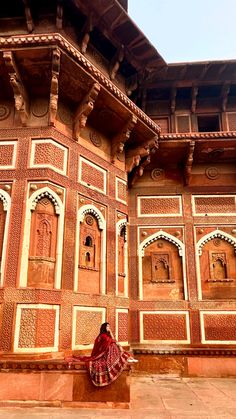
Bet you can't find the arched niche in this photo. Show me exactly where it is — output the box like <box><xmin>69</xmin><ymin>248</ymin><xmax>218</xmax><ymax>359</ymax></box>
<box><xmin>20</xmin><ymin>187</ymin><xmax>64</xmax><ymax>289</ymax></box>
<box><xmin>116</xmin><ymin>219</ymin><xmax>128</xmax><ymax>297</ymax></box>
<box><xmin>138</xmin><ymin>230</ymin><xmax>188</xmax><ymax>301</ymax></box>
<box><xmin>196</xmin><ymin>229</ymin><xmax>236</xmax><ymax>300</ymax></box>
<box><xmin>0</xmin><ymin>190</ymin><xmax>11</xmax><ymax>287</ymax></box>
<box><xmin>74</xmin><ymin>204</ymin><xmax>106</xmax><ymax>294</ymax></box>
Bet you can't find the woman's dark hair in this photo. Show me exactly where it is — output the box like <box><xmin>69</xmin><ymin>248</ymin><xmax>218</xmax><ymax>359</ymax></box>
<box><xmin>100</xmin><ymin>322</ymin><xmax>110</xmax><ymax>335</ymax></box>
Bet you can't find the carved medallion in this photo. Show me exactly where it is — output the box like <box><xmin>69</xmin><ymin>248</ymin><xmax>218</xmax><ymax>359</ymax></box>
<box><xmin>89</xmin><ymin>131</ymin><xmax>102</xmax><ymax>147</ymax></box>
<box><xmin>157</xmin><ymin>241</ymin><xmax>164</xmax><ymax>248</ymax></box>
<box><xmin>85</xmin><ymin>215</ymin><xmax>94</xmax><ymax>226</ymax></box>
<box><xmin>58</xmin><ymin>103</ymin><xmax>73</xmax><ymax>125</ymax></box>
<box><xmin>151</xmin><ymin>168</ymin><xmax>164</xmax><ymax>180</ymax></box>
<box><xmin>205</xmin><ymin>167</ymin><xmax>220</xmax><ymax>180</ymax></box>
<box><xmin>31</xmin><ymin>99</ymin><xmax>48</xmax><ymax>117</ymax></box>
<box><xmin>213</xmin><ymin>238</ymin><xmax>221</xmax><ymax>247</ymax></box>
<box><xmin>0</xmin><ymin>105</ymin><xmax>10</xmax><ymax>120</ymax></box>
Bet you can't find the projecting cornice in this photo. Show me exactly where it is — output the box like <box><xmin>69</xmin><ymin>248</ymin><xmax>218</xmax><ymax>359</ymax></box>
<box><xmin>0</xmin><ymin>33</ymin><xmax>160</xmax><ymax>136</ymax></box>
<box><xmin>160</xmin><ymin>131</ymin><xmax>236</xmax><ymax>140</ymax></box>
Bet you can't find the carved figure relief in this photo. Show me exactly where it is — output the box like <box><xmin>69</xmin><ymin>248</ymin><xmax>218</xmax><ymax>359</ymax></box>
<box><xmin>78</xmin><ymin>214</ymin><xmax>101</xmax><ymax>294</ymax></box>
<box><xmin>27</xmin><ymin>198</ymin><xmax>58</xmax><ymax>288</ymax></box>
<box><xmin>142</xmin><ymin>238</ymin><xmax>184</xmax><ymax>300</ymax></box>
<box><xmin>200</xmin><ymin>237</ymin><xmax>236</xmax><ymax>299</ymax></box>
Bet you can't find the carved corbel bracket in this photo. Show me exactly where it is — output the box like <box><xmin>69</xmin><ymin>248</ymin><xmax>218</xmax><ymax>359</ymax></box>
<box><xmin>125</xmin><ymin>73</ymin><xmax>138</xmax><ymax>96</ymax></box>
<box><xmin>125</xmin><ymin>136</ymin><xmax>158</xmax><ymax>173</ymax></box>
<box><xmin>111</xmin><ymin>114</ymin><xmax>137</xmax><ymax>163</ymax></box>
<box><xmin>110</xmin><ymin>44</ymin><xmax>124</xmax><ymax>80</ymax></box>
<box><xmin>49</xmin><ymin>48</ymin><xmax>61</xmax><ymax>126</ymax></box>
<box><xmin>73</xmin><ymin>82</ymin><xmax>100</xmax><ymax>140</ymax></box>
<box><xmin>22</xmin><ymin>0</ymin><xmax>34</xmax><ymax>33</ymax></box>
<box><xmin>128</xmin><ymin>155</ymin><xmax>151</xmax><ymax>187</ymax></box>
<box><xmin>56</xmin><ymin>0</ymin><xmax>64</xmax><ymax>29</ymax></box>
<box><xmin>81</xmin><ymin>13</ymin><xmax>95</xmax><ymax>54</ymax></box>
<box><xmin>3</xmin><ymin>51</ymin><xmax>29</xmax><ymax>125</ymax></box>
<box><xmin>191</xmin><ymin>86</ymin><xmax>198</xmax><ymax>113</ymax></box>
<box><xmin>171</xmin><ymin>87</ymin><xmax>177</xmax><ymax>114</ymax></box>
<box><xmin>184</xmin><ymin>140</ymin><xmax>195</xmax><ymax>185</ymax></box>
<box><xmin>221</xmin><ymin>83</ymin><xmax>230</xmax><ymax>112</ymax></box>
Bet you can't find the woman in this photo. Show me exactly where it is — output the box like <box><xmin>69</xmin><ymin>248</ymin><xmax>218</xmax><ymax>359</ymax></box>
<box><xmin>65</xmin><ymin>322</ymin><xmax>137</xmax><ymax>386</ymax></box>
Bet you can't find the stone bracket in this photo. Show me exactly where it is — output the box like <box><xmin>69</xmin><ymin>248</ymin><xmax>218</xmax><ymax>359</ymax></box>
<box><xmin>3</xmin><ymin>50</ymin><xmax>29</xmax><ymax>126</ymax></box>
<box><xmin>191</xmin><ymin>86</ymin><xmax>198</xmax><ymax>113</ymax></box>
<box><xmin>111</xmin><ymin>114</ymin><xmax>137</xmax><ymax>163</ymax></box>
<box><xmin>184</xmin><ymin>140</ymin><xmax>195</xmax><ymax>185</ymax></box>
<box><xmin>49</xmin><ymin>48</ymin><xmax>61</xmax><ymax>126</ymax></box>
<box><xmin>125</xmin><ymin>135</ymin><xmax>158</xmax><ymax>173</ymax></box>
<box><xmin>110</xmin><ymin>44</ymin><xmax>124</xmax><ymax>80</ymax></box>
<box><xmin>128</xmin><ymin>155</ymin><xmax>151</xmax><ymax>187</ymax></box>
<box><xmin>56</xmin><ymin>0</ymin><xmax>64</xmax><ymax>29</ymax></box>
<box><xmin>73</xmin><ymin>82</ymin><xmax>100</xmax><ymax>140</ymax></box>
<box><xmin>81</xmin><ymin>13</ymin><xmax>95</xmax><ymax>54</ymax></box>
<box><xmin>22</xmin><ymin>0</ymin><xmax>34</xmax><ymax>33</ymax></box>
<box><xmin>171</xmin><ymin>87</ymin><xmax>177</xmax><ymax>114</ymax></box>
<box><xmin>221</xmin><ymin>82</ymin><xmax>230</xmax><ymax>112</ymax></box>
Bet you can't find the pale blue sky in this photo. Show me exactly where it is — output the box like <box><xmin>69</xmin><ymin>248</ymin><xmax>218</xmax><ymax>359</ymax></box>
<box><xmin>128</xmin><ymin>0</ymin><xmax>236</xmax><ymax>63</ymax></box>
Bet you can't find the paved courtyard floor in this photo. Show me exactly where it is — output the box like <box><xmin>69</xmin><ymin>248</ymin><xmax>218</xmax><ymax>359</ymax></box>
<box><xmin>0</xmin><ymin>375</ymin><xmax>236</xmax><ymax>418</ymax></box>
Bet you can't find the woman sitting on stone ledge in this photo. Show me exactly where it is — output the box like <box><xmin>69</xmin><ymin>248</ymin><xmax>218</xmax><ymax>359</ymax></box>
<box><xmin>65</xmin><ymin>322</ymin><xmax>138</xmax><ymax>386</ymax></box>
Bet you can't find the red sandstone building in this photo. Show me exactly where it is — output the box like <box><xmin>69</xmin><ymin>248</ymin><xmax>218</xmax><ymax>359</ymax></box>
<box><xmin>1</xmin><ymin>0</ymin><xmax>236</xmax><ymax>377</ymax></box>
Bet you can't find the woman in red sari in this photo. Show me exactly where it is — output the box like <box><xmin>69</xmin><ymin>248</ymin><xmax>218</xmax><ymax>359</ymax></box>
<box><xmin>65</xmin><ymin>322</ymin><xmax>137</xmax><ymax>387</ymax></box>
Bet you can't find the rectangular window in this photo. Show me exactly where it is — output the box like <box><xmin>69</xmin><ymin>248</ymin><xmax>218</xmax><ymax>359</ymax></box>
<box><xmin>197</xmin><ymin>115</ymin><xmax>220</xmax><ymax>132</ymax></box>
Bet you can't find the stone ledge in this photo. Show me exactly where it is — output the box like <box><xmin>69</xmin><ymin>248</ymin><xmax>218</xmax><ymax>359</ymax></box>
<box><xmin>0</xmin><ymin>361</ymin><xmax>131</xmax><ymax>408</ymax></box>
<box><xmin>133</xmin><ymin>348</ymin><xmax>236</xmax><ymax>356</ymax></box>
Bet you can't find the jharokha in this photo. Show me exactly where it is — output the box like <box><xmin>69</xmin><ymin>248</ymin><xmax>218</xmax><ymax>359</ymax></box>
<box><xmin>1</xmin><ymin>0</ymin><xmax>236</xmax><ymax>380</ymax></box>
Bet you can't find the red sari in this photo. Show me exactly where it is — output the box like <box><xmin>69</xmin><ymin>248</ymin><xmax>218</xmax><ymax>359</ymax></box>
<box><xmin>66</xmin><ymin>333</ymin><xmax>130</xmax><ymax>386</ymax></box>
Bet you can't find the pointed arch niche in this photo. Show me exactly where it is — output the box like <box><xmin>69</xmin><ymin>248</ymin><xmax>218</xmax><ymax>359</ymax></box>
<box><xmin>196</xmin><ymin>229</ymin><xmax>236</xmax><ymax>300</ymax></box>
<box><xmin>74</xmin><ymin>204</ymin><xmax>106</xmax><ymax>294</ymax></box>
<box><xmin>138</xmin><ymin>230</ymin><xmax>188</xmax><ymax>301</ymax></box>
<box><xmin>0</xmin><ymin>190</ymin><xmax>11</xmax><ymax>287</ymax></box>
<box><xmin>116</xmin><ymin>219</ymin><xmax>128</xmax><ymax>297</ymax></box>
<box><xmin>20</xmin><ymin>187</ymin><xmax>65</xmax><ymax>289</ymax></box>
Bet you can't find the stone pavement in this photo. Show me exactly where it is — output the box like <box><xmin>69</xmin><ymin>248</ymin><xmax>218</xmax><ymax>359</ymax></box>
<box><xmin>0</xmin><ymin>375</ymin><xmax>236</xmax><ymax>418</ymax></box>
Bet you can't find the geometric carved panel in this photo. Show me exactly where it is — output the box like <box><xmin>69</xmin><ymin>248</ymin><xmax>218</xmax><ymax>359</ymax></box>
<box><xmin>176</xmin><ymin>115</ymin><xmax>191</xmax><ymax>133</ymax></box>
<box><xmin>200</xmin><ymin>311</ymin><xmax>236</xmax><ymax>344</ymax></box>
<box><xmin>79</xmin><ymin>157</ymin><xmax>107</xmax><ymax>194</ymax></box>
<box><xmin>72</xmin><ymin>306</ymin><xmax>106</xmax><ymax>350</ymax></box>
<box><xmin>116</xmin><ymin>309</ymin><xmax>128</xmax><ymax>344</ymax></box>
<box><xmin>153</xmin><ymin>117</ymin><xmax>169</xmax><ymax>133</ymax></box>
<box><xmin>193</xmin><ymin>195</ymin><xmax>236</xmax><ymax>215</ymax></box>
<box><xmin>140</xmin><ymin>311</ymin><xmax>190</xmax><ymax>343</ymax></box>
<box><xmin>138</xmin><ymin>196</ymin><xmax>182</xmax><ymax>217</ymax></box>
<box><xmin>116</xmin><ymin>177</ymin><xmax>127</xmax><ymax>204</ymax></box>
<box><xmin>0</xmin><ymin>141</ymin><xmax>17</xmax><ymax>169</ymax></box>
<box><xmin>14</xmin><ymin>304</ymin><xmax>60</xmax><ymax>353</ymax></box>
<box><xmin>227</xmin><ymin>112</ymin><xmax>236</xmax><ymax>131</ymax></box>
<box><xmin>30</xmin><ymin>139</ymin><xmax>68</xmax><ymax>175</ymax></box>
